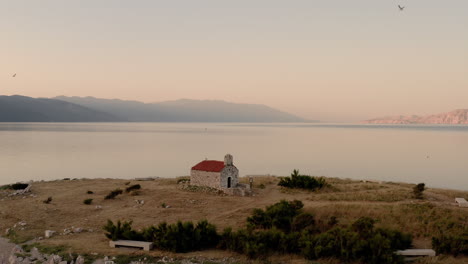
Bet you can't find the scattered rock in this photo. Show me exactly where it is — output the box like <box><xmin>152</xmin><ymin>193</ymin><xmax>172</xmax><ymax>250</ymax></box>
<box><xmin>73</xmin><ymin>227</ymin><xmax>83</xmax><ymax>233</ymax></box>
<box><xmin>45</xmin><ymin>230</ymin><xmax>56</xmax><ymax>238</ymax></box>
<box><xmin>75</xmin><ymin>256</ymin><xmax>85</xmax><ymax>264</ymax></box>
<box><xmin>30</xmin><ymin>247</ymin><xmax>45</xmax><ymax>261</ymax></box>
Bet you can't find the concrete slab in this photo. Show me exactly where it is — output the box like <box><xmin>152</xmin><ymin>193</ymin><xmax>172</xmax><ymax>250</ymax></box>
<box><xmin>396</xmin><ymin>249</ymin><xmax>436</xmax><ymax>257</ymax></box>
<box><xmin>109</xmin><ymin>240</ymin><xmax>153</xmax><ymax>251</ymax></box>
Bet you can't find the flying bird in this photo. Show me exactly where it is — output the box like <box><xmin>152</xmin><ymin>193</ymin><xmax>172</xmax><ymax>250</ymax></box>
<box><xmin>398</xmin><ymin>5</ymin><xmax>405</xmax><ymax>11</ymax></box>
<box><xmin>12</xmin><ymin>73</ymin><xmax>16</xmax><ymax>77</ymax></box>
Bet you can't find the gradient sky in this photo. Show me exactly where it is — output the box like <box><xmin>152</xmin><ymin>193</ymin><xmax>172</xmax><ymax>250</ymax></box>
<box><xmin>1</xmin><ymin>0</ymin><xmax>467</xmax><ymax>122</ymax></box>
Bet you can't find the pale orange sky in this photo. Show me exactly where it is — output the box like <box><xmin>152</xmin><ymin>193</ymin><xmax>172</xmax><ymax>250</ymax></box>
<box><xmin>1</xmin><ymin>1</ymin><xmax>467</xmax><ymax>122</ymax></box>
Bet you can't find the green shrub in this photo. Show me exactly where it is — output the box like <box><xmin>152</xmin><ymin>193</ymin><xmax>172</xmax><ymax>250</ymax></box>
<box><xmin>101</xmin><ymin>200</ymin><xmax>413</xmax><ymax>263</ymax></box>
<box><xmin>103</xmin><ymin>219</ymin><xmax>219</xmax><ymax>253</ymax></box>
<box><xmin>413</xmin><ymin>183</ymin><xmax>425</xmax><ymax>199</ymax></box>
<box><xmin>105</xmin><ymin>189</ymin><xmax>123</xmax><ymax>199</ymax></box>
<box><xmin>278</xmin><ymin>170</ymin><xmax>328</xmax><ymax>191</ymax></box>
<box><xmin>247</xmin><ymin>200</ymin><xmax>303</xmax><ymax>232</ymax></box>
<box><xmin>87</xmin><ymin>190</ymin><xmax>94</xmax><ymax>194</ymax></box>
<box><xmin>83</xmin><ymin>198</ymin><xmax>93</xmax><ymax>205</ymax></box>
<box><xmin>43</xmin><ymin>197</ymin><xmax>52</xmax><ymax>204</ymax></box>
<box><xmin>291</xmin><ymin>212</ymin><xmax>316</xmax><ymax>232</ymax></box>
<box><xmin>177</xmin><ymin>178</ymin><xmax>190</xmax><ymax>184</ymax></box>
<box><xmin>432</xmin><ymin>232</ymin><xmax>468</xmax><ymax>256</ymax></box>
<box><xmin>125</xmin><ymin>184</ymin><xmax>141</xmax><ymax>193</ymax></box>
<box><xmin>11</xmin><ymin>183</ymin><xmax>29</xmax><ymax>190</ymax></box>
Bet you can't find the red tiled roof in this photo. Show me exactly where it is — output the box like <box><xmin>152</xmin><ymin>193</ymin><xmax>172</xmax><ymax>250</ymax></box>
<box><xmin>191</xmin><ymin>160</ymin><xmax>225</xmax><ymax>172</ymax></box>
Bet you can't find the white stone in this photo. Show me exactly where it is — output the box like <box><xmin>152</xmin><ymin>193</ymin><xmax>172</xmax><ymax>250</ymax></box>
<box><xmin>45</xmin><ymin>230</ymin><xmax>56</xmax><ymax>238</ymax></box>
<box><xmin>75</xmin><ymin>256</ymin><xmax>84</xmax><ymax>264</ymax></box>
<box><xmin>30</xmin><ymin>248</ymin><xmax>45</xmax><ymax>261</ymax></box>
<box><xmin>73</xmin><ymin>228</ymin><xmax>83</xmax><ymax>233</ymax></box>
<box><xmin>455</xmin><ymin>198</ymin><xmax>468</xmax><ymax>207</ymax></box>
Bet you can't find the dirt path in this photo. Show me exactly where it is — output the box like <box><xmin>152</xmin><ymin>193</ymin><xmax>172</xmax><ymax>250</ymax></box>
<box><xmin>0</xmin><ymin>237</ymin><xmax>15</xmax><ymax>264</ymax></box>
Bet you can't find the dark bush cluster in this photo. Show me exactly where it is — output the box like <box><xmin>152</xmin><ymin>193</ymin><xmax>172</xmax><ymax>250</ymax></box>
<box><xmin>278</xmin><ymin>170</ymin><xmax>327</xmax><ymax>191</ymax></box>
<box><xmin>105</xmin><ymin>189</ymin><xmax>123</xmax><ymax>199</ymax></box>
<box><xmin>103</xmin><ymin>220</ymin><xmax>219</xmax><ymax>253</ymax></box>
<box><xmin>10</xmin><ymin>183</ymin><xmax>29</xmax><ymax>190</ymax></box>
<box><xmin>299</xmin><ymin>218</ymin><xmax>412</xmax><ymax>264</ymax></box>
<box><xmin>83</xmin><ymin>198</ymin><xmax>93</xmax><ymax>205</ymax></box>
<box><xmin>125</xmin><ymin>184</ymin><xmax>141</xmax><ymax>193</ymax></box>
<box><xmin>223</xmin><ymin>201</ymin><xmax>411</xmax><ymax>263</ymax></box>
<box><xmin>103</xmin><ymin>200</ymin><xmax>412</xmax><ymax>264</ymax></box>
<box><xmin>412</xmin><ymin>183</ymin><xmax>425</xmax><ymax>199</ymax></box>
<box><xmin>432</xmin><ymin>232</ymin><xmax>468</xmax><ymax>256</ymax></box>
<box><xmin>43</xmin><ymin>197</ymin><xmax>52</xmax><ymax>204</ymax></box>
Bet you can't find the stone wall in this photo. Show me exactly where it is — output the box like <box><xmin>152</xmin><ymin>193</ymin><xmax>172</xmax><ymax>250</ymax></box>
<box><xmin>190</xmin><ymin>170</ymin><xmax>221</xmax><ymax>189</ymax></box>
<box><xmin>223</xmin><ymin>183</ymin><xmax>252</xmax><ymax>196</ymax></box>
<box><xmin>220</xmin><ymin>166</ymin><xmax>239</xmax><ymax>188</ymax></box>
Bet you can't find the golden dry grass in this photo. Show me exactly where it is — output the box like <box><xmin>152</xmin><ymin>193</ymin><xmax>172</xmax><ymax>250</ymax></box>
<box><xmin>0</xmin><ymin>176</ymin><xmax>467</xmax><ymax>263</ymax></box>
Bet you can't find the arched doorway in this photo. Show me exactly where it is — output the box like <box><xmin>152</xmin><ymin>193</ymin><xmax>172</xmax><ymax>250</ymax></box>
<box><xmin>227</xmin><ymin>177</ymin><xmax>231</xmax><ymax>188</ymax></box>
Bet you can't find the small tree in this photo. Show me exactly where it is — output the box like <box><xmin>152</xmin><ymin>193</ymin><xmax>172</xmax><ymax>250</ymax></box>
<box><xmin>413</xmin><ymin>183</ymin><xmax>425</xmax><ymax>199</ymax></box>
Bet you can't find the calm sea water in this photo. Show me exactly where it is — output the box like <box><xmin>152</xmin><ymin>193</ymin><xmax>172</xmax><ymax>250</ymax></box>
<box><xmin>0</xmin><ymin>123</ymin><xmax>467</xmax><ymax>190</ymax></box>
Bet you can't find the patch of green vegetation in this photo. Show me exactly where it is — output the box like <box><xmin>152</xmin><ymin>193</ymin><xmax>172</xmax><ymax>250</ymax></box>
<box><xmin>105</xmin><ymin>189</ymin><xmax>123</xmax><ymax>199</ymax></box>
<box><xmin>83</xmin><ymin>198</ymin><xmax>93</xmax><ymax>205</ymax></box>
<box><xmin>43</xmin><ymin>196</ymin><xmax>52</xmax><ymax>204</ymax></box>
<box><xmin>11</xmin><ymin>183</ymin><xmax>29</xmax><ymax>190</ymax></box>
<box><xmin>0</xmin><ymin>184</ymin><xmax>11</xmax><ymax>190</ymax></box>
<box><xmin>102</xmin><ymin>200</ymin><xmax>412</xmax><ymax>264</ymax></box>
<box><xmin>177</xmin><ymin>177</ymin><xmax>190</xmax><ymax>184</ymax></box>
<box><xmin>125</xmin><ymin>184</ymin><xmax>141</xmax><ymax>193</ymax></box>
<box><xmin>82</xmin><ymin>254</ymin><xmax>102</xmax><ymax>264</ymax></box>
<box><xmin>278</xmin><ymin>170</ymin><xmax>328</xmax><ymax>191</ymax></box>
<box><xmin>7</xmin><ymin>230</ymin><xmax>33</xmax><ymax>244</ymax></box>
<box><xmin>15</xmin><ymin>253</ymin><xmax>31</xmax><ymax>258</ymax></box>
<box><xmin>413</xmin><ymin>183</ymin><xmax>426</xmax><ymax>199</ymax></box>
<box><xmin>113</xmin><ymin>255</ymin><xmax>158</xmax><ymax>264</ymax></box>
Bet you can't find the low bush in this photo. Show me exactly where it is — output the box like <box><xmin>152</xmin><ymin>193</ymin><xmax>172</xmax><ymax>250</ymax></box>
<box><xmin>278</xmin><ymin>170</ymin><xmax>328</xmax><ymax>191</ymax></box>
<box><xmin>177</xmin><ymin>177</ymin><xmax>190</xmax><ymax>184</ymax></box>
<box><xmin>43</xmin><ymin>197</ymin><xmax>52</xmax><ymax>204</ymax></box>
<box><xmin>413</xmin><ymin>183</ymin><xmax>425</xmax><ymax>199</ymax></box>
<box><xmin>247</xmin><ymin>200</ymin><xmax>304</xmax><ymax>232</ymax></box>
<box><xmin>102</xmin><ymin>200</ymin><xmax>413</xmax><ymax>263</ymax></box>
<box><xmin>432</xmin><ymin>232</ymin><xmax>468</xmax><ymax>256</ymax></box>
<box><xmin>125</xmin><ymin>184</ymin><xmax>141</xmax><ymax>193</ymax></box>
<box><xmin>105</xmin><ymin>189</ymin><xmax>123</xmax><ymax>199</ymax></box>
<box><xmin>10</xmin><ymin>183</ymin><xmax>29</xmax><ymax>190</ymax></box>
<box><xmin>103</xmin><ymin>219</ymin><xmax>219</xmax><ymax>253</ymax></box>
<box><xmin>86</xmin><ymin>190</ymin><xmax>94</xmax><ymax>194</ymax></box>
<box><xmin>83</xmin><ymin>198</ymin><xmax>93</xmax><ymax>205</ymax></box>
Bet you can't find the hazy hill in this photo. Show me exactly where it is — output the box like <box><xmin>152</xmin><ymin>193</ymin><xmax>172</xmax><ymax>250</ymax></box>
<box><xmin>0</xmin><ymin>95</ymin><xmax>121</xmax><ymax>122</ymax></box>
<box><xmin>363</xmin><ymin>109</ymin><xmax>468</xmax><ymax>124</ymax></box>
<box><xmin>55</xmin><ymin>96</ymin><xmax>311</xmax><ymax>122</ymax></box>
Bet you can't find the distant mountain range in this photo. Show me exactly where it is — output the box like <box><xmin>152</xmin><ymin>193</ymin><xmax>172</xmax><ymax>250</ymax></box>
<box><xmin>0</xmin><ymin>95</ymin><xmax>119</xmax><ymax>122</ymax></box>
<box><xmin>0</xmin><ymin>95</ymin><xmax>311</xmax><ymax>122</ymax></box>
<box><xmin>362</xmin><ymin>109</ymin><xmax>468</xmax><ymax>124</ymax></box>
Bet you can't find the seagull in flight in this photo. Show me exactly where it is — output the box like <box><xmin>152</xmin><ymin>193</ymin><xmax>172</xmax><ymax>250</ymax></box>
<box><xmin>12</xmin><ymin>73</ymin><xmax>16</xmax><ymax>77</ymax></box>
<box><xmin>398</xmin><ymin>5</ymin><xmax>405</xmax><ymax>11</ymax></box>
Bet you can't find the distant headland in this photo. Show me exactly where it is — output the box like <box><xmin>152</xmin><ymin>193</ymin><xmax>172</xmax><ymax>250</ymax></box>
<box><xmin>362</xmin><ymin>109</ymin><xmax>468</xmax><ymax>124</ymax></box>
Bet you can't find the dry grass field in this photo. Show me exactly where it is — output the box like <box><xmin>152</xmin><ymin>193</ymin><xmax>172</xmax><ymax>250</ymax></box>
<box><xmin>0</xmin><ymin>176</ymin><xmax>467</xmax><ymax>264</ymax></box>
